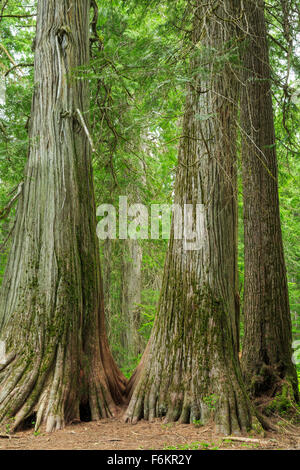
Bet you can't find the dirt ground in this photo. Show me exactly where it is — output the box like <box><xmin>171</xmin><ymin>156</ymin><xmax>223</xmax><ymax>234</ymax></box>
<box><xmin>0</xmin><ymin>417</ymin><xmax>299</xmax><ymax>450</ymax></box>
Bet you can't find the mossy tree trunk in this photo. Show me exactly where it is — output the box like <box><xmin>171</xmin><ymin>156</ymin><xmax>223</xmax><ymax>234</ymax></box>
<box><xmin>102</xmin><ymin>238</ymin><xmax>114</xmax><ymax>336</ymax></box>
<box><xmin>240</xmin><ymin>0</ymin><xmax>299</xmax><ymax>400</ymax></box>
<box><xmin>0</xmin><ymin>0</ymin><xmax>126</xmax><ymax>433</ymax></box>
<box><xmin>124</xmin><ymin>0</ymin><xmax>253</xmax><ymax>435</ymax></box>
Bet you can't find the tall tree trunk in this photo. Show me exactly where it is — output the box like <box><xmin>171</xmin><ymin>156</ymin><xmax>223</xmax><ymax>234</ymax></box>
<box><xmin>240</xmin><ymin>0</ymin><xmax>299</xmax><ymax>400</ymax></box>
<box><xmin>122</xmin><ymin>239</ymin><xmax>143</xmax><ymax>359</ymax></box>
<box><xmin>0</xmin><ymin>0</ymin><xmax>126</xmax><ymax>433</ymax></box>
<box><xmin>124</xmin><ymin>0</ymin><xmax>254</xmax><ymax>435</ymax></box>
<box><xmin>102</xmin><ymin>238</ymin><xmax>113</xmax><ymax>332</ymax></box>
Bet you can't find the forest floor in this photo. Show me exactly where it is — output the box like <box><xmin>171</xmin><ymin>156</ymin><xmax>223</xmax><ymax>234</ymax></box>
<box><xmin>0</xmin><ymin>417</ymin><xmax>299</xmax><ymax>450</ymax></box>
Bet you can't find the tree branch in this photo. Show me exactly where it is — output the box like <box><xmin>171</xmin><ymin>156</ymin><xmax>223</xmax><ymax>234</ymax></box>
<box><xmin>267</xmin><ymin>33</ymin><xmax>289</xmax><ymax>53</ymax></box>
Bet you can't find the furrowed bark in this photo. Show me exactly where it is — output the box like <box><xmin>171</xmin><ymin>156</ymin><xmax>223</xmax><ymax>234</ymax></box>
<box><xmin>0</xmin><ymin>0</ymin><xmax>126</xmax><ymax>433</ymax></box>
<box><xmin>124</xmin><ymin>0</ymin><xmax>254</xmax><ymax>435</ymax></box>
<box><xmin>240</xmin><ymin>0</ymin><xmax>299</xmax><ymax>400</ymax></box>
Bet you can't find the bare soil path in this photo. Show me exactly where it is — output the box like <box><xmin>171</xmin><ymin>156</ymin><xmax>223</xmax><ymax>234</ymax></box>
<box><xmin>0</xmin><ymin>418</ymin><xmax>299</xmax><ymax>450</ymax></box>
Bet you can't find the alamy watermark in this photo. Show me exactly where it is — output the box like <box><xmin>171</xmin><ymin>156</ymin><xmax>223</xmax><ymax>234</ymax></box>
<box><xmin>96</xmin><ymin>196</ymin><xmax>206</xmax><ymax>251</ymax></box>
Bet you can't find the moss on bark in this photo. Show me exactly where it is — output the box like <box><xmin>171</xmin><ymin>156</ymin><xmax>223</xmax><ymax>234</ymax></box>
<box><xmin>124</xmin><ymin>0</ymin><xmax>256</xmax><ymax>435</ymax></box>
<box><xmin>0</xmin><ymin>0</ymin><xmax>126</xmax><ymax>433</ymax></box>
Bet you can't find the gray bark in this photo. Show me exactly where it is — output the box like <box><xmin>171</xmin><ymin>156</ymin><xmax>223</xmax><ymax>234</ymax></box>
<box><xmin>0</xmin><ymin>0</ymin><xmax>125</xmax><ymax>433</ymax></box>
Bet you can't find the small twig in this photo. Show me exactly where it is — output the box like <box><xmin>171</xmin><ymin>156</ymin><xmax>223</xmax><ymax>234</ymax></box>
<box><xmin>5</xmin><ymin>62</ymin><xmax>33</xmax><ymax>76</ymax></box>
<box><xmin>76</xmin><ymin>108</ymin><xmax>96</xmax><ymax>152</ymax></box>
<box><xmin>0</xmin><ymin>120</ymin><xmax>7</xmax><ymax>138</ymax></box>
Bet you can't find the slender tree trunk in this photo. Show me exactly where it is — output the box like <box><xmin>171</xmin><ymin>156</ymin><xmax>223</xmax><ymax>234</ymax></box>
<box><xmin>102</xmin><ymin>237</ymin><xmax>113</xmax><ymax>332</ymax></box>
<box><xmin>0</xmin><ymin>0</ymin><xmax>126</xmax><ymax>433</ymax></box>
<box><xmin>121</xmin><ymin>156</ymin><xmax>146</xmax><ymax>362</ymax></box>
<box><xmin>240</xmin><ymin>0</ymin><xmax>299</xmax><ymax>400</ymax></box>
<box><xmin>122</xmin><ymin>239</ymin><xmax>143</xmax><ymax>359</ymax></box>
<box><xmin>124</xmin><ymin>1</ymin><xmax>254</xmax><ymax>435</ymax></box>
